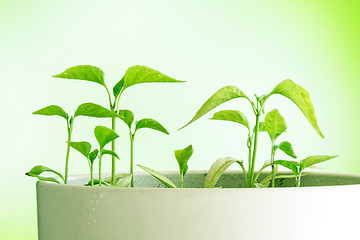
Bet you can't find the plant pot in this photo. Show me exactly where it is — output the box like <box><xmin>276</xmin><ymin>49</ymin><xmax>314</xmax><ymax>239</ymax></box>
<box><xmin>36</xmin><ymin>171</ymin><xmax>360</xmax><ymax>240</ymax></box>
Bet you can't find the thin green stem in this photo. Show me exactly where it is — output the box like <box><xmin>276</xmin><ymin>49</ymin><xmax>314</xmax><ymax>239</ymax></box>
<box><xmin>249</xmin><ymin>112</ymin><xmax>260</xmax><ymax>187</ymax></box>
<box><xmin>111</xmin><ymin>117</ymin><xmax>116</xmax><ymax>185</ymax></box>
<box><xmin>64</xmin><ymin>118</ymin><xmax>74</xmax><ymax>184</ymax></box>
<box><xmin>99</xmin><ymin>149</ymin><xmax>103</xmax><ymax>187</ymax></box>
<box><xmin>180</xmin><ymin>174</ymin><xmax>184</xmax><ymax>188</ymax></box>
<box><xmin>90</xmin><ymin>163</ymin><xmax>94</xmax><ymax>186</ymax></box>
<box><xmin>296</xmin><ymin>172</ymin><xmax>302</xmax><ymax>187</ymax></box>
<box><xmin>247</xmin><ymin>133</ymin><xmax>253</xmax><ymax>188</ymax></box>
<box><xmin>270</xmin><ymin>140</ymin><xmax>276</xmax><ymax>188</ymax></box>
<box><xmin>238</xmin><ymin>161</ymin><xmax>248</xmax><ymax>188</ymax></box>
<box><xmin>130</xmin><ymin>130</ymin><xmax>135</xmax><ymax>187</ymax></box>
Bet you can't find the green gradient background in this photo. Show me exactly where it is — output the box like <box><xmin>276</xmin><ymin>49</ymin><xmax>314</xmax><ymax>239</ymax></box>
<box><xmin>1</xmin><ymin>0</ymin><xmax>360</xmax><ymax>239</ymax></box>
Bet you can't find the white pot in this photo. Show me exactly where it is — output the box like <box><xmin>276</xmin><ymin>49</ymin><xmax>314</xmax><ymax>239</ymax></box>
<box><xmin>36</xmin><ymin>171</ymin><xmax>360</xmax><ymax>240</ymax></box>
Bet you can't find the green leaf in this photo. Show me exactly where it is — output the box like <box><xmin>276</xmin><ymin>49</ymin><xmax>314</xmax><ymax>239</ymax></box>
<box><xmin>53</xmin><ymin>65</ymin><xmax>105</xmax><ymax>87</ymax></box>
<box><xmin>174</xmin><ymin>145</ymin><xmax>194</xmax><ymax>176</ymax></box>
<box><xmin>122</xmin><ymin>65</ymin><xmax>184</xmax><ymax>90</ymax></box>
<box><xmin>138</xmin><ymin>164</ymin><xmax>177</xmax><ymax>188</ymax></box>
<box><xmin>209</xmin><ymin>110</ymin><xmax>250</xmax><ymax>130</ymax></box>
<box><xmin>25</xmin><ymin>165</ymin><xmax>64</xmax><ymax>183</ymax></box>
<box><xmin>75</xmin><ymin>103</ymin><xmax>121</xmax><ymax>118</ymax></box>
<box><xmin>113</xmin><ymin>78</ymin><xmax>124</xmax><ymax>99</ymax></box>
<box><xmin>254</xmin><ymin>160</ymin><xmax>271</xmax><ymax>183</ymax></box>
<box><xmin>113</xmin><ymin>174</ymin><xmax>132</xmax><ymax>187</ymax></box>
<box><xmin>259</xmin><ymin>165</ymin><xmax>278</xmax><ymax>187</ymax></box>
<box><xmin>278</xmin><ymin>141</ymin><xmax>297</xmax><ymax>158</ymax></box>
<box><xmin>264</xmin><ymin>109</ymin><xmax>287</xmax><ymax>141</ymax></box>
<box><xmin>270</xmin><ymin>79</ymin><xmax>324</xmax><ymax>138</ymax></box>
<box><xmin>68</xmin><ymin>141</ymin><xmax>92</xmax><ymax>158</ymax></box>
<box><xmin>104</xmin><ymin>174</ymin><xmax>130</xmax><ymax>184</ymax></box>
<box><xmin>27</xmin><ymin>174</ymin><xmax>60</xmax><ymax>184</ymax></box>
<box><xmin>274</xmin><ymin>160</ymin><xmax>298</xmax><ymax>176</ymax></box>
<box><xmin>89</xmin><ymin>149</ymin><xmax>99</xmax><ymax>164</ymax></box>
<box><xmin>94</xmin><ymin>126</ymin><xmax>119</xmax><ymax>149</ymax></box>
<box><xmin>179</xmin><ymin>86</ymin><xmax>249</xmax><ymax>130</ymax></box>
<box><xmin>85</xmin><ymin>179</ymin><xmax>108</xmax><ymax>186</ymax></box>
<box><xmin>101</xmin><ymin>149</ymin><xmax>120</xmax><ymax>160</ymax></box>
<box><xmin>299</xmin><ymin>155</ymin><xmax>338</xmax><ymax>172</ymax></box>
<box><xmin>32</xmin><ymin>105</ymin><xmax>68</xmax><ymax>120</ymax></box>
<box><xmin>204</xmin><ymin>157</ymin><xmax>242</xmax><ymax>188</ymax></box>
<box><xmin>135</xmin><ymin>118</ymin><xmax>169</xmax><ymax>135</ymax></box>
<box><xmin>117</xmin><ymin>109</ymin><xmax>135</xmax><ymax>128</ymax></box>
<box><xmin>259</xmin><ymin>122</ymin><xmax>266</xmax><ymax>132</ymax></box>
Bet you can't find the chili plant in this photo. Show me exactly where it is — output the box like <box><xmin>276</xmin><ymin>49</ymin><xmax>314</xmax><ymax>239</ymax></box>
<box><xmin>180</xmin><ymin>79</ymin><xmax>335</xmax><ymax>188</ymax></box>
<box><xmin>68</xmin><ymin>126</ymin><xmax>120</xmax><ymax>186</ymax></box>
<box><xmin>29</xmin><ymin>103</ymin><xmax>120</xmax><ymax>184</ymax></box>
<box><xmin>116</xmin><ymin>109</ymin><xmax>170</xmax><ymax>187</ymax></box>
<box><xmin>53</xmin><ymin>65</ymin><xmax>183</xmax><ymax>185</ymax></box>
<box><xmin>138</xmin><ymin>145</ymin><xmax>194</xmax><ymax>188</ymax></box>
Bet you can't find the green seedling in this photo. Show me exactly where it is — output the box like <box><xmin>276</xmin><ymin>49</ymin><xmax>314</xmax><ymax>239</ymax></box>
<box><xmin>53</xmin><ymin>65</ymin><xmax>183</xmax><ymax>185</ymax></box>
<box><xmin>138</xmin><ymin>145</ymin><xmax>194</xmax><ymax>188</ymax></box>
<box><xmin>263</xmin><ymin>109</ymin><xmax>297</xmax><ymax>187</ymax></box>
<box><xmin>180</xmin><ymin>79</ymin><xmax>334</xmax><ymax>188</ymax></box>
<box><xmin>68</xmin><ymin>125</ymin><xmax>119</xmax><ymax>187</ymax></box>
<box><xmin>275</xmin><ymin>155</ymin><xmax>338</xmax><ymax>187</ymax></box>
<box><xmin>116</xmin><ymin>109</ymin><xmax>169</xmax><ymax>187</ymax></box>
<box><xmin>25</xmin><ymin>165</ymin><xmax>64</xmax><ymax>184</ymax></box>
<box><xmin>31</xmin><ymin>103</ymin><xmax>120</xmax><ymax>184</ymax></box>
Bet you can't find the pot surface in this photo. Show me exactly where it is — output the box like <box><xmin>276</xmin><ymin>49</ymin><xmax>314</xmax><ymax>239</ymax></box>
<box><xmin>37</xmin><ymin>171</ymin><xmax>360</xmax><ymax>240</ymax></box>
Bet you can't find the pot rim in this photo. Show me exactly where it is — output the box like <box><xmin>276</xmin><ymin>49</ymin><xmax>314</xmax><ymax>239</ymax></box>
<box><xmin>36</xmin><ymin>170</ymin><xmax>360</xmax><ymax>191</ymax></box>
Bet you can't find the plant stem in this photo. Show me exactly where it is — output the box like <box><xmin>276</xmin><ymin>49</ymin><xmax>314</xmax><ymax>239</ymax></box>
<box><xmin>296</xmin><ymin>172</ymin><xmax>302</xmax><ymax>187</ymax></box>
<box><xmin>270</xmin><ymin>140</ymin><xmax>276</xmax><ymax>188</ymax></box>
<box><xmin>247</xmin><ymin>133</ymin><xmax>253</xmax><ymax>188</ymax></box>
<box><xmin>99</xmin><ymin>149</ymin><xmax>103</xmax><ymax>187</ymax></box>
<box><xmin>130</xmin><ymin>131</ymin><xmax>135</xmax><ymax>187</ymax></box>
<box><xmin>180</xmin><ymin>174</ymin><xmax>184</xmax><ymax>188</ymax></box>
<box><xmin>111</xmin><ymin>117</ymin><xmax>116</xmax><ymax>185</ymax></box>
<box><xmin>64</xmin><ymin>117</ymin><xmax>74</xmax><ymax>184</ymax></box>
<box><xmin>90</xmin><ymin>164</ymin><xmax>94</xmax><ymax>186</ymax></box>
<box><xmin>249</xmin><ymin>112</ymin><xmax>260</xmax><ymax>187</ymax></box>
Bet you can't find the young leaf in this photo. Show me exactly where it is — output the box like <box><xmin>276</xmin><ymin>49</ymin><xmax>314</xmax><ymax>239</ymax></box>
<box><xmin>101</xmin><ymin>149</ymin><xmax>120</xmax><ymax>160</ymax></box>
<box><xmin>53</xmin><ymin>65</ymin><xmax>105</xmax><ymax>87</ymax></box>
<box><xmin>270</xmin><ymin>79</ymin><xmax>324</xmax><ymax>138</ymax></box>
<box><xmin>278</xmin><ymin>141</ymin><xmax>297</xmax><ymax>158</ymax></box>
<box><xmin>27</xmin><ymin>174</ymin><xmax>60</xmax><ymax>184</ymax></box>
<box><xmin>259</xmin><ymin>164</ymin><xmax>278</xmax><ymax>187</ymax></box>
<box><xmin>113</xmin><ymin>78</ymin><xmax>124</xmax><ymax>99</ymax></box>
<box><xmin>135</xmin><ymin>118</ymin><xmax>169</xmax><ymax>135</ymax></box>
<box><xmin>209</xmin><ymin>110</ymin><xmax>250</xmax><ymax>131</ymax></box>
<box><xmin>25</xmin><ymin>165</ymin><xmax>64</xmax><ymax>182</ymax></box>
<box><xmin>89</xmin><ymin>149</ymin><xmax>99</xmax><ymax>164</ymax></box>
<box><xmin>138</xmin><ymin>164</ymin><xmax>177</xmax><ymax>188</ymax></box>
<box><xmin>113</xmin><ymin>174</ymin><xmax>132</xmax><ymax>187</ymax></box>
<box><xmin>68</xmin><ymin>141</ymin><xmax>92</xmax><ymax>158</ymax></box>
<box><xmin>264</xmin><ymin>109</ymin><xmax>287</xmax><ymax>141</ymax></box>
<box><xmin>204</xmin><ymin>157</ymin><xmax>243</xmax><ymax>188</ymax></box>
<box><xmin>299</xmin><ymin>155</ymin><xmax>338</xmax><ymax>172</ymax></box>
<box><xmin>259</xmin><ymin>122</ymin><xmax>266</xmax><ymax>132</ymax></box>
<box><xmin>75</xmin><ymin>103</ymin><xmax>121</xmax><ymax>118</ymax></box>
<box><xmin>122</xmin><ymin>65</ymin><xmax>184</xmax><ymax>90</ymax></box>
<box><xmin>104</xmin><ymin>174</ymin><xmax>130</xmax><ymax>184</ymax></box>
<box><xmin>254</xmin><ymin>160</ymin><xmax>271</xmax><ymax>182</ymax></box>
<box><xmin>174</xmin><ymin>145</ymin><xmax>194</xmax><ymax>176</ymax></box>
<box><xmin>179</xmin><ymin>86</ymin><xmax>249</xmax><ymax>130</ymax></box>
<box><xmin>117</xmin><ymin>109</ymin><xmax>135</xmax><ymax>128</ymax></box>
<box><xmin>85</xmin><ymin>179</ymin><xmax>109</xmax><ymax>186</ymax></box>
<box><xmin>274</xmin><ymin>160</ymin><xmax>298</xmax><ymax>176</ymax></box>
<box><xmin>32</xmin><ymin>105</ymin><xmax>68</xmax><ymax>120</ymax></box>
<box><xmin>94</xmin><ymin>126</ymin><xmax>120</xmax><ymax>149</ymax></box>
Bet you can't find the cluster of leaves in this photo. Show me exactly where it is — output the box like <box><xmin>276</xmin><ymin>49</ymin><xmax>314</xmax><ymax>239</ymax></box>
<box><xmin>179</xmin><ymin>79</ymin><xmax>337</xmax><ymax>188</ymax></box>
<box><xmin>26</xmin><ymin>65</ymin><xmax>183</xmax><ymax>187</ymax></box>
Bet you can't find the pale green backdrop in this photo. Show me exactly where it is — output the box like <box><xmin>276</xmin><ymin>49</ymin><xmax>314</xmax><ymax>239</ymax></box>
<box><xmin>1</xmin><ymin>0</ymin><xmax>360</xmax><ymax>239</ymax></box>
